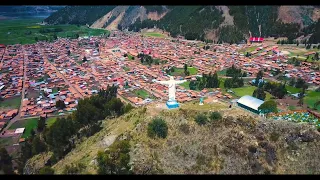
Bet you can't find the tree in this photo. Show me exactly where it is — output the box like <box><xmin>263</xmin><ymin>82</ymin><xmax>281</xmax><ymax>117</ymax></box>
<box><xmin>254</xmin><ymin>70</ymin><xmax>264</xmax><ymax>86</ymax></box>
<box><xmin>184</xmin><ymin>64</ymin><xmax>188</xmax><ymax>72</ymax></box>
<box><xmin>55</xmin><ymin>100</ymin><xmax>66</xmax><ymax>110</ymax></box>
<box><xmin>83</xmin><ymin>56</ymin><xmax>87</xmax><ymax>62</ymax></box>
<box><xmin>147</xmin><ymin>118</ymin><xmax>168</xmax><ymax>139</ymax></box>
<box><xmin>242</xmin><ymin>71</ymin><xmax>247</xmax><ymax>77</ymax></box>
<box><xmin>253</xmin><ymin>87</ymin><xmax>266</xmax><ymax>101</ymax></box>
<box><xmin>35</xmin><ymin>37</ymin><xmax>38</xmax><ymax>42</ymax></box>
<box><xmin>298</xmin><ymin>86</ymin><xmax>306</xmax><ymax>106</ymax></box>
<box><xmin>97</xmin><ymin>140</ymin><xmax>131</xmax><ymax>174</ymax></box>
<box><xmin>245</xmin><ymin>52</ymin><xmax>250</xmax><ymax>57</ymax></box>
<box><xmin>67</xmin><ymin>50</ymin><xmax>71</xmax><ymax>56</ymax></box>
<box><xmin>295</xmin><ymin>77</ymin><xmax>306</xmax><ymax>88</ymax></box>
<box><xmin>315</xmin><ymin>52</ymin><xmax>319</xmax><ymax>61</ymax></box>
<box><xmin>314</xmin><ymin>100</ymin><xmax>320</xmax><ymax>110</ymax></box>
<box><xmin>195</xmin><ymin>113</ymin><xmax>208</xmax><ymax>125</ymax></box>
<box><xmin>0</xmin><ymin>148</ymin><xmax>13</xmax><ymax>174</ymax></box>
<box><xmin>123</xmin><ymin>103</ymin><xmax>134</xmax><ymax>113</ymax></box>
<box><xmin>62</xmin><ymin>163</ymin><xmax>85</xmax><ymax>174</ymax></box>
<box><xmin>289</xmin><ymin>77</ymin><xmax>296</xmax><ymax>87</ymax></box>
<box><xmin>209</xmin><ymin>111</ymin><xmax>222</xmax><ymax>121</ymax></box>
<box><xmin>296</xmin><ymin>41</ymin><xmax>299</xmax><ymax>46</ymax></box>
<box><xmin>189</xmin><ymin>81</ymin><xmax>197</xmax><ymax>90</ymax></box>
<box><xmin>212</xmin><ymin>72</ymin><xmax>220</xmax><ymax>88</ymax></box>
<box><xmin>31</xmin><ymin>136</ymin><xmax>46</xmax><ymax>155</ymax></box>
<box><xmin>37</xmin><ymin>116</ymin><xmax>46</xmax><ymax>132</ymax></box>
<box><xmin>39</xmin><ymin>166</ymin><xmax>55</xmax><ymax>174</ymax></box>
<box><xmin>258</xmin><ymin>100</ymin><xmax>278</xmax><ymax>115</ymax></box>
<box><xmin>53</xmin><ymin>34</ymin><xmax>58</xmax><ymax>40</ymax></box>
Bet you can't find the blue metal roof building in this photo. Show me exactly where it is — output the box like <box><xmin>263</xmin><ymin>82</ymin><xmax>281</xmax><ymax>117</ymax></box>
<box><xmin>237</xmin><ymin>95</ymin><xmax>265</xmax><ymax>114</ymax></box>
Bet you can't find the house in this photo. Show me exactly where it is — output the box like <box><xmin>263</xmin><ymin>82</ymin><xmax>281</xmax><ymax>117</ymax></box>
<box><xmin>249</xmin><ymin>37</ymin><xmax>264</xmax><ymax>43</ymax></box>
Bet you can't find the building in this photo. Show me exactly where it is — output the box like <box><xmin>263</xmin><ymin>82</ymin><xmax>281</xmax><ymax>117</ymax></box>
<box><xmin>249</xmin><ymin>37</ymin><xmax>264</xmax><ymax>43</ymax></box>
<box><xmin>237</xmin><ymin>95</ymin><xmax>264</xmax><ymax>114</ymax></box>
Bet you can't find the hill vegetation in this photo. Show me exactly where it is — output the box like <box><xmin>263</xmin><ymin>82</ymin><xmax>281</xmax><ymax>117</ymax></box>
<box><xmin>45</xmin><ymin>6</ymin><xmax>116</xmax><ymax>25</ymax></box>
<box><xmin>45</xmin><ymin>6</ymin><xmax>319</xmax><ymax>43</ymax></box>
<box><xmin>23</xmin><ymin>101</ymin><xmax>320</xmax><ymax>174</ymax></box>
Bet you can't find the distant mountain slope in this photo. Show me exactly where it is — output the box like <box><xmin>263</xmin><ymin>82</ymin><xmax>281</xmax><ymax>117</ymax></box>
<box><xmin>0</xmin><ymin>6</ymin><xmax>64</xmax><ymax>18</ymax></box>
<box><xmin>44</xmin><ymin>6</ymin><xmax>116</xmax><ymax>25</ymax></box>
<box><xmin>44</xmin><ymin>5</ymin><xmax>320</xmax><ymax>43</ymax></box>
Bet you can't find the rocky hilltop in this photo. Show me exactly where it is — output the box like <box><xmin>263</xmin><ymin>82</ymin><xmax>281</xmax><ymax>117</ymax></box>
<box><xmin>26</xmin><ymin>102</ymin><xmax>320</xmax><ymax>174</ymax></box>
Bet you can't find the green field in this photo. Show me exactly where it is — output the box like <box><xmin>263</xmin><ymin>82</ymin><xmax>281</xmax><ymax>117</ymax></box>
<box><xmin>52</xmin><ymin>87</ymin><xmax>59</xmax><ymax>93</ymax></box>
<box><xmin>123</xmin><ymin>66</ymin><xmax>130</xmax><ymax>71</ymax></box>
<box><xmin>171</xmin><ymin>67</ymin><xmax>198</xmax><ymax>76</ymax></box>
<box><xmin>0</xmin><ymin>18</ymin><xmax>109</xmax><ymax>45</ymax></box>
<box><xmin>9</xmin><ymin>118</ymin><xmax>38</xmax><ymax>138</ymax></box>
<box><xmin>134</xmin><ymin>89</ymin><xmax>150</xmax><ymax>99</ymax></box>
<box><xmin>179</xmin><ymin>81</ymin><xmax>190</xmax><ymax>90</ymax></box>
<box><xmin>128</xmin><ymin>54</ymin><xmax>134</xmax><ymax>60</ymax></box>
<box><xmin>286</xmin><ymin>85</ymin><xmax>301</xmax><ymax>94</ymax></box>
<box><xmin>143</xmin><ymin>32</ymin><xmax>166</xmax><ymax>38</ymax></box>
<box><xmin>231</xmin><ymin>86</ymin><xmax>273</xmax><ymax>100</ymax></box>
<box><xmin>46</xmin><ymin>117</ymin><xmax>57</xmax><ymax>128</ymax></box>
<box><xmin>238</xmin><ymin>46</ymin><xmax>258</xmax><ymax>53</ymax></box>
<box><xmin>0</xmin><ymin>96</ymin><xmax>21</xmax><ymax>109</ymax></box>
<box><xmin>305</xmin><ymin>91</ymin><xmax>320</xmax><ymax>111</ymax></box>
<box><xmin>217</xmin><ymin>69</ymin><xmax>227</xmax><ymax>76</ymax></box>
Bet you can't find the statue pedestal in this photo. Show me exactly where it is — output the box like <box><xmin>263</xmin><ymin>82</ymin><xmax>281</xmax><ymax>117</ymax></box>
<box><xmin>199</xmin><ymin>102</ymin><xmax>204</xmax><ymax>106</ymax></box>
<box><xmin>166</xmin><ymin>100</ymin><xmax>179</xmax><ymax>109</ymax></box>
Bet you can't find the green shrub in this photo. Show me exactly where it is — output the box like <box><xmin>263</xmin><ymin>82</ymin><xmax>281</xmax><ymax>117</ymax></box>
<box><xmin>39</xmin><ymin>166</ymin><xmax>55</xmax><ymax>174</ymax></box>
<box><xmin>209</xmin><ymin>111</ymin><xmax>222</xmax><ymax>121</ymax></box>
<box><xmin>195</xmin><ymin>114</ymin><xmax>208</xmax><ymax>125</ymax></box>
<box><xmin>147</xmin><ymin>118</ymin><xmax>168</xmax><ymax>138</ymax></box>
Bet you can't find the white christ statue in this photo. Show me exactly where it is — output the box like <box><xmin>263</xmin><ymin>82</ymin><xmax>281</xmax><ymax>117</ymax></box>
<box><xmin>156</xmin><ymin>76</ymin><xmax>186</xmax><ymax>101</ymax></box>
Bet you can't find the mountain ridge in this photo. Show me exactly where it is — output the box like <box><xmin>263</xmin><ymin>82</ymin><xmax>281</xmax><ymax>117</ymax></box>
<box><xmin>44</xmin><ymin>5</ymin><xmax>320</xmax><ymax>43</ymax></box>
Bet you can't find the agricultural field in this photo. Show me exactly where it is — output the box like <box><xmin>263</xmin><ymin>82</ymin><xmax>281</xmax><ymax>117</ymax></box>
<box><xmin>9</xmin><ymin>118</ymin><xmax>38</xmax><ymax>138</ymax></box>
<box><xmin>238</xmin><ymin>46</ymin><xmax>258</xmax><ymax>53</ymax></box>
<box><xmin>0</xmin><ymin>18</ymin><xmax>109</xmax><ymax>45</ymax></box>
<box><xmin>0</xmin><ymin>96</ymin><xmax>21</xmax><ymax>109</ymax></box>
<box><xmin>170</xmin><ymin>67</ymin><xmax>198</xmax><ymax>76</ymax></box>
<box><xmin>231</xmin><ymin>86</ymin><xmax>273</xmax><ymax>100</ymax></box>
<box><xmin>122</xmin><ymin>66</ymin><xmax>130</xmax><ymax>71</ymax></box>
<box><xmin>305</xmin><ymin>91</ymin><xmax>320</xmax><ymax>111</ymax></box>
<box><xmin>179</xmin><ymin>81</ymin><xmax>190</xmax><ymax>90</ymax></box>
<box><xmin>133</xmin><ymin>89</ymin><xmax>150</xmax><ymax>99</ymax></box>
<box><xmin>286</xmin><ymin>85</ymin><xmax>301</xmax><ymax>94</ymax></box>
<box><xmin>143</xmin><ymin>32</ymin><xmax>166</xmax><ymax>38</ymax></box>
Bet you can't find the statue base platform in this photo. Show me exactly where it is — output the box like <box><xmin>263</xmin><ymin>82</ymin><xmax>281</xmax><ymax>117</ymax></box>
<box><xmin>199</xmin><ymin>103</ymin><xmax>204</xmax><ymax>106</ymax></box>
<box><xmin>166</xmin><ymin>100</ymin><xmax>179</xmax><ymax>109</ymax></box>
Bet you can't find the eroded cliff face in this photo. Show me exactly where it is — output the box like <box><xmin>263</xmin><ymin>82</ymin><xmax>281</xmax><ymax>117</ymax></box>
<box><xmin>277</xmin><ymin>6</ymin><xmax>319</xmax><ymax>27</ymax></box>
<box><xmin>91</xmin><ymin>6</ymin><xmax>168</xmax><ymax>30</ymax></box>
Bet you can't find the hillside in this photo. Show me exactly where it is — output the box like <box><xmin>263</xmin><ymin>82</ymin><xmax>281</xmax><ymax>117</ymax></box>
<box><xmin>44</xmin><ymin>6</ymin><xmax>116</xmax><ymax>25</ymax></box>
<box><xmin>44</xmin><ymin>5</ymin><xmax>320</xmax><ymax>43</ymax></box>
<box><xmin>26</xmin><ymin>101</ymin><xmax>320</xmax><ymax>174</ymax></box>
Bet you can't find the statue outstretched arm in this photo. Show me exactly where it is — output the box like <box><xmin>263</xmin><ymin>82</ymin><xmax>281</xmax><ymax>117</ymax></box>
<box><xmin>175</xmin><ymin>80</ymin><xmax>187</xmax><ymax>85</ymax></box>
<box><xmin>155</xmin><ymin>80</ymin><xmax>170</xmax><ymax>85</ymax></box>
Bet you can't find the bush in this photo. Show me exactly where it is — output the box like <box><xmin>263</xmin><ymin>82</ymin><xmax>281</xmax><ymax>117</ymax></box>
<box><xmin>195</xmin><ymin>114</ymin><xmax>208</xmax><ymax>125</ymax></box>
<box><xmin>209</xmin><ymin>111</ymin><xmax>222</xmax><ymax>121</ymax></box>
<box><xmin>39</xmin><ymin>166</ymin><xmax>55</xmax><ymax>174</ymax></box>
<box><xmin>147</xmin><ymin>118</ymin><xmax>168</xmax><ymax>138</ymax></box>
